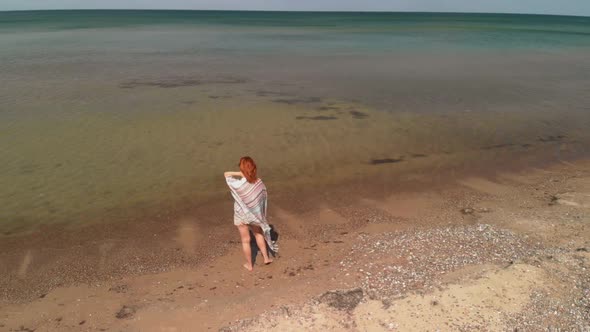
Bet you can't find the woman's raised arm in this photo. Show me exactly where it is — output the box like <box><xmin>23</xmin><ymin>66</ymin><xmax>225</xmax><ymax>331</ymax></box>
<box><xmin>224</xmin><ymin>171</ymin><xmax>244</xmax><ymax>178</ymax></box>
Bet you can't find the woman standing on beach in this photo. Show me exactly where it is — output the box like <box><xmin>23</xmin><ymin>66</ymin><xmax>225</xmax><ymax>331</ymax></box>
<box><xmin>225</xmin><ymin>156</ymin><xmax>277</xmax><ymax>271</ymax></box>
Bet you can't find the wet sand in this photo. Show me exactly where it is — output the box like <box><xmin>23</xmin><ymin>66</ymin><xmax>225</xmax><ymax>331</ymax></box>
<box><xmin>0</xmin><ymin>136</ymin><xmax>583</xmax><ymax>303</ymax></box>
<box><xmin>1</xmin><ymin>158</ymin><xmax>589</xmax><ymax>331</ymax></box>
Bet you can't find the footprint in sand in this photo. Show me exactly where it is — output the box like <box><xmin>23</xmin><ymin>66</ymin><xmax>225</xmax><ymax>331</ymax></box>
<box><xmin>98</xmin><ymin>241</ymin><xmax>116</xmax><ymax>269</ymax></box>
<box><xmin>174</xmin><ymin>218</ymin><xmax>200</xmax><ymax>254</ymax></box>
<box><xmin>273</xmin><ymin>207</ymin><xmax>305</xmax><ymax>237</ymax></box>
<box><xmin>318</xmin><ymin>205</ymin><xmax>348</xmax><ymax>225</ymax></box>
<box><xmin>361</xmin><ymin>194</ymin><xmax>442</xmax><ymax>219</ymax></box>
<box><xmin>18</xmin><ymin>250</ymin><xmax>33</xmax><ymax>278</ymax></box>
<box><xmin>458</xmin><ymin>177</ymin><xmax>511</xmax><ymax>196</ymax></box>
<box><xmin>555</xmin><ymin>192</ymin><xmax>590</xmax><ymax>208</ymax></box>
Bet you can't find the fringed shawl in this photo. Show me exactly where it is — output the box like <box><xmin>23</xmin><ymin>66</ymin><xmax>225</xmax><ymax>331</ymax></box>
<box><xmin>226</xmin><ymin>176</ymin><xmax>278</xmax><ymax>253</ymax></box>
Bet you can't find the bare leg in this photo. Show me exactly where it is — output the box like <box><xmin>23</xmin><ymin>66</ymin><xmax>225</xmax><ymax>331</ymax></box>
<box><xmin>237</xmin><ymin>224</ymin><xmax>253</xmax><ymax>271</ymax></box>
<box><xmin>250</xmin><ymin>225</ymin><xmax>273</xmax><ymax>264</ymax></box>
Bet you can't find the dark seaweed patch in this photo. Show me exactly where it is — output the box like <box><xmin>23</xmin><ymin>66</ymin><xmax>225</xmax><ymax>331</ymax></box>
<box><xmin>274</xmin><ymin>99</ymin><xmax>297</xmax><ymax>105</ymax></box>
<box><xmin>256</xmin><ymin>90</ymin><xmax>289</xmax><ymax>97</ymax></box>
<box><xmin>120</xmin><ymin>79</ymin><xmax>201</xmax><ymax>88</ymax></box>
<box><xmin>318</xmin><ymin>288</ymin><xmax>364</xmax><ymax>311</ymax></box>
<box><xmin>109</xmin><ymin>284</ymin><xmax>128</xmax><ymax>294</ymax></box>
<box><xmin>349</xmin><ymin>110</ymin><xmax>369</xmax><ymax>119</ymax></box>
<box><xmin>296</xmin><ymin>116</ymin><xmax>338</xmax><ymax>121</ymax></box>
<box><xmin>19</xmin><ymin>163</ymin><xmax>39</xmax><ymax>175</ymax></box>
<box><xmin>317</xmin><ymin>106</ymin><xmax>340</xmax><ymax>111</ymax></box>
<box><xmin>119</xmin><ymin>77</ymin><xmax>246</xmax><ymax>89</ymax></box>
<box><xmin>116</xmin><ymin>305</ymin><xmax>137</xmax><ymax>319</ymax></box>
<box><xmin>538</xmin><ymin>135</ymin><xmax>566</xmax><ymax>143</ymax></box>
<box><xmin>370</xmin><ymin>158</ymin><xmax>404</xmax><ymax>165</ymax></box>
<box><xmin>481</xmin><ymin>143</ymin><xmax>514</xmax><ymax>150</ymax></box>
<box><xmin>273</xmin><ymin>97</ymin><xmax>321</xmax><ymax>105</ymax></box>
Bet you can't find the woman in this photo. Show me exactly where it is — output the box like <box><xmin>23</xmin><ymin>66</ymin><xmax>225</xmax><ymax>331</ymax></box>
<box><xmin>225</xmin><ymin>156</ymin><xmax>277</xmax><ymax>271</ymax></box>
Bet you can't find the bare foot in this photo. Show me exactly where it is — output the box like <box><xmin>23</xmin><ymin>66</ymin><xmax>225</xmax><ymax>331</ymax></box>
<box><xmin>243</xmin><ymin>263</ymin><xmax>253</xmax><ymax>271</ymax></box>
<box><xmin>264</xmin><ymin>258</ymin><xmax>273</xmax><ymax>265</ymax></box>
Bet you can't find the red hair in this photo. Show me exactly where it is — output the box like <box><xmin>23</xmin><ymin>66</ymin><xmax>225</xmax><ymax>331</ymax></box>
<box><xmin>239</xmin><ymin>156</ymin><xmax>258</xmax><ymax>183</ymax></box>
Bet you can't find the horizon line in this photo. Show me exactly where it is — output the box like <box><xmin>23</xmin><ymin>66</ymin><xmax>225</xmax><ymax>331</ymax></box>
<box><xmin>0</xmin><ymin>8</ymin><xmax>589</xmax><ymax>18</ymax></box>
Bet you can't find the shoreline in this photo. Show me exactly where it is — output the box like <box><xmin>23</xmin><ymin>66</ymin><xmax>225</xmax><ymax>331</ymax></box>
<box><xmin>0</xmin><ymin>152</ymin><xmax>587</xmax><ymax>304</ymax></box>
<box><xmin>0</xmin><ymin>157</ymin><xmax>588</xmax><ymax>330</ymax></box>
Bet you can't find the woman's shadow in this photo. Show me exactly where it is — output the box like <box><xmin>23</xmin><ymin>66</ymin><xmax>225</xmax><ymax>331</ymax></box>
<box><xmin>250</xmin><ymin>224</ymin><xmax>279</xmax><ymax>264</ymax></box>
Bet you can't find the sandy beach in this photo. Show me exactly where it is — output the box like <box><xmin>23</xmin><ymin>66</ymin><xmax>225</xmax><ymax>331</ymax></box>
<box><xmin>1</xmin><ymin>158</ymin><xmax>589</xmax><ymax>331</ymax></box>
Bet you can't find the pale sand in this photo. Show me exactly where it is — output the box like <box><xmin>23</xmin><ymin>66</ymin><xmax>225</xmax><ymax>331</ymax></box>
<box><xmin>0</xmin><ymin>160</ymin><xmax>589</xmax><ymax>331</ymax></box>
<box><xmin>236</xmin><ymin>264</ymin><xmax>548</xmax><ymax>331</ymax></box>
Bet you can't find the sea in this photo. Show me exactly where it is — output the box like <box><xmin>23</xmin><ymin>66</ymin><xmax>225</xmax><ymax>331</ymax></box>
<box><xmin>1</xmin><ymin>10</ymin><xmax>589</xmax><ymax>233</ymax></box>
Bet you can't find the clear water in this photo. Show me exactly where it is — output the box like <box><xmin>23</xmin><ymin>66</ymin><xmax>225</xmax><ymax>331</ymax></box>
<box><xmin>1</xmin><ymin>10</ymin><xmax>589</xmax><ymax>232</ymax></box>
